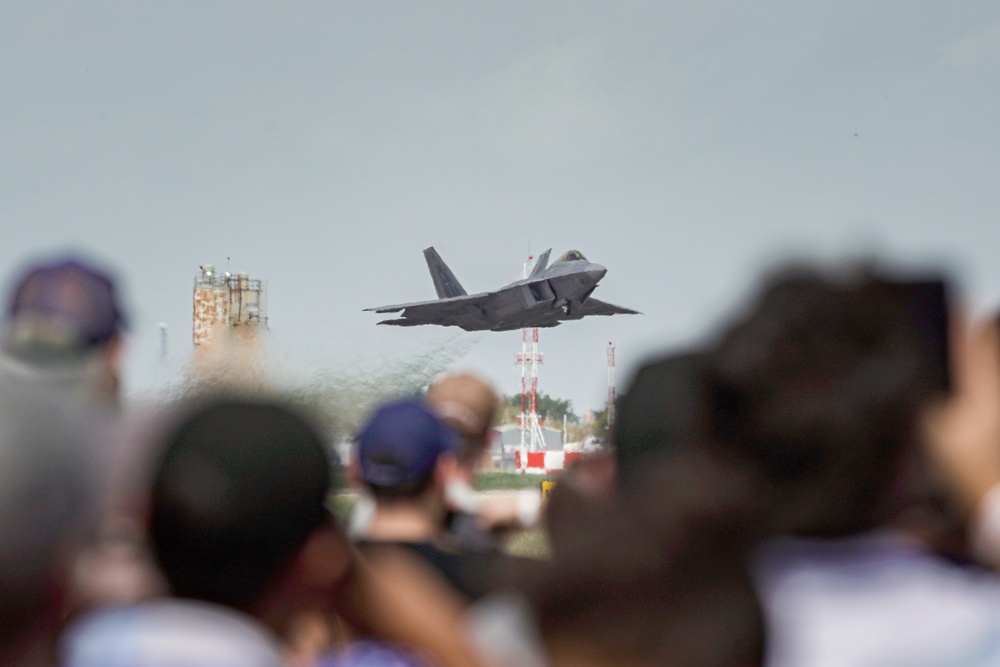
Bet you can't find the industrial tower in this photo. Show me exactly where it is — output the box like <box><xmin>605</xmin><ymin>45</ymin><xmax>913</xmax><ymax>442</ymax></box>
<box><xmin>192</xmin><ymin>264</ymin><xmax>268</xmax><ymax>349</ymax></box>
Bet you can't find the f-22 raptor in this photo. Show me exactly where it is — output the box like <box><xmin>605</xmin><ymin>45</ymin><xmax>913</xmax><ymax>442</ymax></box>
<box><xmin>366</xmin><ymin>247</ymin><xmax>640</xmax><ymax>332</ymax></box>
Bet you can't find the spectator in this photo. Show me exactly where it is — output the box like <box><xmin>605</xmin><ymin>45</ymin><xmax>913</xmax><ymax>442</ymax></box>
<box><xmin>63</xmin><ymin>398</ymin><xmax>349</xmax><ymax>666</ymax></box>
<box><xmin>0</xmin><ymin>256</ymin><xmax>127</xmax><ymax>411</ymax></box>
<box><xmin>352</xmin><ymin>398</ymin><xmax>503</xmax><ymax>601</ymax></box>
<box><xmin>707</xmin><ymin>265</ymin><xmax>1000</xmax><ymax>667</ymax></box>
<box><xmin>426</xmin><ymin>372</ymin><xmax>540</xmax><ymax>551</ymax></box>
<box><xmin>612</xmin><ymin>349</ymin><xmax>707</xmax><ymax>488</ymax></box>
<box><xmin>545</xmin><ymin>350</ymin><xmax>710</xmax><ymax>559</ymax></box>
<box><xmin>0</xmin><ymin>381</ymin><xmax>98</xmax><ymax>667</ymax></box>
<box><xmin>923</xmin><ymin>317</ymin><xmax>1000</xmax><ymax>565</ymax></box>
<box><xmin>470</xmin><ymin>452</ymin><xmax>766</xmax><ymax>667</ymax></box>
<box><xmin>468</xmin><ymin>351</ymin><xmax>767</xmax><ymax>667</ymax></box>
<box><xmin>0</xmin><ymin>254</ymin><xmax>159</xmax><ymax>614</ymax></box>
<box><xmin>63</xmin><ymin>397</ymin><xmax>483</xmax><ymax>667</ymax></box>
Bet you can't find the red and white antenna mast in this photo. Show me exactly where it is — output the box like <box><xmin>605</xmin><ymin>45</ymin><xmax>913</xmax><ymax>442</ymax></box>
<box><xmin>606</xmin><ymin>341</ymin><xmax>617</xmax><ymax>426</ymax></box>
<box><xmin>515</xmin><ymin>255</ymin><xmax>546</xmax><ymax>470</ymax></box>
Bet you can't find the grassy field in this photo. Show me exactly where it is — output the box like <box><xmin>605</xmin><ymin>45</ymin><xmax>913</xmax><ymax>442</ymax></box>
<box><xmin>330</xmin><ymin>494</ymin><xmax>356</xmax><ymax>523</ymax></box>
<box><xmin>474</xmin><ymin>472</ymin><xmax>556</xmax><ymax>491</ymax></box>
<box><xmin>504</xmin><ymin>527</ymin><xmax>549</xmax><ymax>559</ymax></box>
<box><xmin>329</xmin><ymin>480</ymin><xmax>551</xmax><ymax>560</ymax></box>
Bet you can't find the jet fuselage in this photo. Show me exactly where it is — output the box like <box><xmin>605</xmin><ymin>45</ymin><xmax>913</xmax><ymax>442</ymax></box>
<box><xmin>365</xmin><ymin>248</ymin><xmax>637</xmax><ymax>332</ymax></box>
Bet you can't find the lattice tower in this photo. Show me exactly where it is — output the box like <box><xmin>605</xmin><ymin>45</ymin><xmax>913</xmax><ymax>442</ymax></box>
<box><xmin>515</xmin><ymin>255</ymin><xmax>546</xmax><ymax>464</ymax></box>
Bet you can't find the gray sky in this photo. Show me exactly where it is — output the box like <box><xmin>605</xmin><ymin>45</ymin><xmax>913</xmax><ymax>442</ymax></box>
<box><xmin>3</xmin><ymin>2</ymin><xmax>1000</xmax><ymax>414</ymax></box>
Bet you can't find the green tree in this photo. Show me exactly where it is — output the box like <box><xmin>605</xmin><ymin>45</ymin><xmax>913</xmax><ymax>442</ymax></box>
<box><xmin>588</xmin><ymin>403</ymin><xmax>614</xmax><ymax>442</ymax></box>
<box><xmin>498</xmin><ymin>391</ymin><xmax>579</xmax><ymax>427</ymax></box>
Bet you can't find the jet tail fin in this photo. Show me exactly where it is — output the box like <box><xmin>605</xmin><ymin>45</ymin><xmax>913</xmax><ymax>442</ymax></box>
<box><xmin>528</xmin><ymin>249</ymin><xmax>552</xmax><ymax>279</ymax></box>
<box><xmin>423</xmin><ymin>247</ymin><xmax>467</xmax><ymax>299</ymax></box>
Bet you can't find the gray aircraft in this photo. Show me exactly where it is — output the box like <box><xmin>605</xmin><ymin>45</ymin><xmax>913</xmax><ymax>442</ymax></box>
<box><xmin>366</xmin><ymin>247</ymin><xmax>640</xmax><ymax>331</ymax></box>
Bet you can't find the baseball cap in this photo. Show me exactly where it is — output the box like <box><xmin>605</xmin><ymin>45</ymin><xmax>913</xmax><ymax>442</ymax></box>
<box><xmin>356</xmin><ymin>399</ymin><xmax>460</xmax><ymax>490</ymax></box>
<box><xmin>3</xmin><ymin>257</ymin><xmax>126</xmax><ymax>360</ymax></box>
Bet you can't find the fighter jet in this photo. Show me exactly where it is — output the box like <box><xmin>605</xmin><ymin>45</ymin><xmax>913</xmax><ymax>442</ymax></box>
<box><xmin>366</xmin><ymin>247</ymin><xmax>639</xmax><ymax>332</ymax></box>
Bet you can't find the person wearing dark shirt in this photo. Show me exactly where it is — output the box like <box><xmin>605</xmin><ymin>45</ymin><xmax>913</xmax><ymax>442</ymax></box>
<box><xmin>352</xmin><ymin>399</ymin><xmax>501</xmax><ymax>601</ymax></box>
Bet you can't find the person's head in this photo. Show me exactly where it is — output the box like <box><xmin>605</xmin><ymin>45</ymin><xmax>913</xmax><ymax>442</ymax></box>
<box><xmin>354</xmin><ymin>399</ymin><xmax>461</xmax><ymax>511</ymax></box>
<box><xmin>613</xmin><ymin>350</ymin><xmax>708</xmax><ymax>490</ymax></box>
<box><xmin>530</xmin><ymin>451</ymin><xmax>766</xmax><ymax>667</ymax></box>
<box><xmin>149</xmin><ymin>397</ymin><xmax>351</xmax><ymax>624</ymax></box>
<box><xmin>426</xmin><ymin>371</ymin><xmax>499</xmax><ymax>480</ymax></box>
<box><xmin>1</xmin><ymin>256</ymin><xmax>127</xmax><ymax>408</ymax></box>
<box><xmin>706</xmin><ymin>264</ymin><xmax>940</xmax><ymax>536</ymax></box>
<box><xmin>0</xmin><ymin>381</ymin><xmax>98</xmax><ymax>662</ymax></box>
<box><xmin>534</xmin><ymin>348</ymin><xmax>770</xmax><ymax>666</ymax></box>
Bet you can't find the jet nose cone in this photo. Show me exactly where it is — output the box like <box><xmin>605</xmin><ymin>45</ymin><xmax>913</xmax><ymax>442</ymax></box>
<box><xmin>587</xmin><ymin>264</ymin><xmax>607</xmax><ymax>282</ymax></box>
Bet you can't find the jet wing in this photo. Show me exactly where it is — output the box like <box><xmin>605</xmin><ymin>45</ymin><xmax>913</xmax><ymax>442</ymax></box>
<box><xmin>569</xmin><ymin>298</ymin><xmax>641</xmax><ymax>317</ymax></box>
<box><xmin>364</xmin><ymin>292</ymin><xmax>492</xmax><ymax>314</ymax></box>
<box><xmin>364</xmin><ymin>292</ymin><xmax>494</xmax><ymax>329</ymax></box>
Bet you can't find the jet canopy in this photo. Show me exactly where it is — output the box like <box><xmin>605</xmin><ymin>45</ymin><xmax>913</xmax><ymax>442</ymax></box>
<box><xmin>556</xmin><ymin>250</ymin><xmax>587</xmax><ymax>262</ymax></box>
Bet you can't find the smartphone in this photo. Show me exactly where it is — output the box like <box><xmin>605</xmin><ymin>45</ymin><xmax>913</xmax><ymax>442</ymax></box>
<box><xmin>891</xmin><ymin>277</ymin><xmax>951</xmax><ymax>394</ymax></box>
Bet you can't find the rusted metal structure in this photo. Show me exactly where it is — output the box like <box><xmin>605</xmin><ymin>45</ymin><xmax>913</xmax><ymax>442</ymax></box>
<box><xmin>192</xmin><ymin>264</ymin><xmax>268</xmax><ymax>349</ymax></box>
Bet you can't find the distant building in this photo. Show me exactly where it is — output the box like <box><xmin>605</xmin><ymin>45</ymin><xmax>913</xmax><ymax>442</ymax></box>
<box><xmin>494</xmin><ymin>423</ymin><xmax>563</xmax><ymax>471</ymax></box>
<box><xmin>497</xmin><ymin>423</ymin><xmax>563</xmax><ymax>450</ymax></box>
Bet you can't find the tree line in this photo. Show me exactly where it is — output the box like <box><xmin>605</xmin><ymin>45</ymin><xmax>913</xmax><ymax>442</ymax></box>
<box><xmin>498</xmin><ymin>391</ymin><xmax>612</xmax><ymax>442</ymax></box>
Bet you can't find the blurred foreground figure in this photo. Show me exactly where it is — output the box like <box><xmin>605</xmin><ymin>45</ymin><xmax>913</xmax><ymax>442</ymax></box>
<box><xmin>538</xmin><ymin>459</ymin><xmax>765</xmax><ymax>667</ymax></box>
<box><xmin>0</xmin><ymin>256</ymin><xmax>167</xmax><ymax>610</ymax></box>
<box><xmin>708</xmin><ymin>266</ymin><xmax>1000</xmax><ymax>667</ymax></box>
<box><xmin>612</xmin><ymin>350</ymin><xmax>707</xmax><ymax>489</ymax></box>
<box><xmin>427</xmin><ymin>372</ymin><xmax>540</xmax><ymax>549</ymax></box>
<box><xmin>924</xmin><ymin>318</ymin><xmax>1000</xmax><ymax>565</ymax></box>
<box><xmin>0</xmin><ymin>382</ymin><xmax>97</xmax><ymax>667</ymax></box>
<box><xmin>64</xmin><ymin>399</ymin><xmax>349</xmax><ymax>666</ymax></box>
<box><xmin>468</xmin><ymin>353</ymin><xmax>766</xmax><ymax>667</ymax></box>
<box><xmin>63</xmin><ymin>398</ymin><xmax>484</xmax><ymax>667</ymax></box>
<box><xmin>0</xmin><ymin>256</ymin><xmax>126</xmax><ymax>410</ymax></box>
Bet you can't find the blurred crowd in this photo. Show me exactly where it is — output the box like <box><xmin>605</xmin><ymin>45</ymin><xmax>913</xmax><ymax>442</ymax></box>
<box><xmin>5</xmin><ymin>253</ymin><xmax>1000</xmax><ymax>667</ymax></box>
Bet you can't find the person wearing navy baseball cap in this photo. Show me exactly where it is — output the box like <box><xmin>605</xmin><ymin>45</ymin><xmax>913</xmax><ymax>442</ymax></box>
<box><xmin>351</xmin><ymin>398</ymin><xmax>501</xmax><ymax>601</ymax></box>
<box><xmin>356</xmin><ymin>399</ymin><xmax>462</xmax><ymax>493</ymax></box>
<box><xmin>0</xmin><ymin>255</ymin><xmax>128</xmax><ymax>409</ymax></box>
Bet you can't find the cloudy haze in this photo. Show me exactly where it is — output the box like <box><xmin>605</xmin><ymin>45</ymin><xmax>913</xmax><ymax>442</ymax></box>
<box><xmin>3</xmin><ymin>2</ymin><xmax>1000</xmax><ymax>414</ymax></box>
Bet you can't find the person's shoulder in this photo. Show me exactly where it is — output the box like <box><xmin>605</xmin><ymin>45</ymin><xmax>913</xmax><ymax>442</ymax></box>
<box><xmin>62</xmin><ymin>599</ymin><xmax>283</xmax><ymax>667</ymax></box>
<box><xmin>755</xmin><ymin>532</ymin><xmax>1000</xmax><ymax>588</ymax></box>
<box><xmin>755</xmin><ymin>533</ymin><xmax>1000</xmax><ymax>667</ymax></box>
<box><xmin>356</xmin><ymin>539</ymin><xmax>500</xmax><ymax>600</ymax></box>
<box><xmin>319</xmin><ymin>640</ymin><xmax>433</xmax><ymax>667</ymax></box>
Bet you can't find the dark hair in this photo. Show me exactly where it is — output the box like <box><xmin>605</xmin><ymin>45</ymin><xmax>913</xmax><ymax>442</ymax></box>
<box><xmin>707</xmin><ymin>266</ymin><xmax>937</xmax><ymax>536</ymax></box>
<box><xmin>150</xmin><ymin>398</ymin><xmax>331</xmax><ymax>611</ymax></box>
<box><xmin>531</xmin><ymin>452</ymin><xmax>767</xmax><ymax>667</ymax></box>
<box><xmin>613</xmin><ymin>350</ymin><xmax>708</xmax><ymax>489</ymax></box>
<box><xmin>365</xmin><ymin>465</ymin><xmax>436</xmax><ymax>501</ymax></box>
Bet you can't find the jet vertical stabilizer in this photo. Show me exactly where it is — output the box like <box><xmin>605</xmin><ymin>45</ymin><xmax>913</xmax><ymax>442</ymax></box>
<box><xmin>528</xmin><ymin>249</ymin><xmax>552</xmax><ymax>279</ymax></box>
<box><xmin>423</xmin><ymin>247</ymin><xmax>467</xmax><ymax>299</ymax></box>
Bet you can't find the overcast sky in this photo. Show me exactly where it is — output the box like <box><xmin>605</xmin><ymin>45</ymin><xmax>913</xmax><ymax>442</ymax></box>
<box><xmin>3</xmin><ymin>2</ymin><xmax>1000</xmax><ymax>414</ymax></box>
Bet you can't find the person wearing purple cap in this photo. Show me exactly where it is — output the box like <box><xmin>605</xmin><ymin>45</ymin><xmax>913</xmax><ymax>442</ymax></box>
<box><xmin>351</xmin><ymin>398</ymin><xmax>504</xmax><ymax>602</ymax></box>
<box><xmin>0</xmin><ymin>256</ymin><xmax>127</xmax><ymax>410</ymax></box>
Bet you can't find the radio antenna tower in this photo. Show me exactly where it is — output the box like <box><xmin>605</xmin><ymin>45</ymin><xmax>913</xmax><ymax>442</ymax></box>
<box><xmin>159</xmin><ymin>323</ymin><xmax>168</xmax><ymax>362</ymax></box>
<box><xmin>607</xmin><ymin>341</ymin><xmax>617</xmax><ymax>426</ymax></box>
<box><xmin>515</xmin><ymin>254</ymin><xmax>546</xmax><ymax>470</ymax></box>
